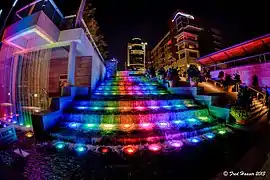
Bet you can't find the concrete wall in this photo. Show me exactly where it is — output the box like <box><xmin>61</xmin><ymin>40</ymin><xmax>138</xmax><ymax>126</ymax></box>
<box><xmin>91</xmin><ymin>50</ymin><xmax>106</xmax><ymax>91</ymax></box>
<box><xmin>211</xmin><ymin>63</ymin><xmax>270</xmax><ymax>87</ymax></box>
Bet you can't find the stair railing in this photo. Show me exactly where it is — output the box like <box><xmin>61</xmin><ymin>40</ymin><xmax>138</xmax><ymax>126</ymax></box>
<box><xmin>247</xmin><ymin>86</ymin><xmax>267</xmax><ymax>106</ymax></box>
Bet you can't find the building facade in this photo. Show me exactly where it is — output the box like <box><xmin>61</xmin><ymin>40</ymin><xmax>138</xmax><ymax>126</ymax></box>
<box><xmin>151</xmin><ymin>10</ymin><xmax>224</xmax><ymax>72</ymax></box>
<box><xmin>127</xmin><ymin>38</ymin><xmax>147</xmax><ymax>70</ymax></box>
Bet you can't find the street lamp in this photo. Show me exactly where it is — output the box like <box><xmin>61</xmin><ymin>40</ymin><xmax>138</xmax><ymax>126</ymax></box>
<box><xmin>0</xmin><ymin>0</ymin><xmax>19</xmax><ymax>38</ymax></box>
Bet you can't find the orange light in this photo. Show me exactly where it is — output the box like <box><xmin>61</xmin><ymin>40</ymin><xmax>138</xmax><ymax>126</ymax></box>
<box><xmin>25</xmin><ymin>132</ymin><xmax>34</xmax><ymax>138</ymax></box>
<box><xmin>123</xmin><ymin>145</ymin><xmax>138</xmax><ymax>155</ymax></box>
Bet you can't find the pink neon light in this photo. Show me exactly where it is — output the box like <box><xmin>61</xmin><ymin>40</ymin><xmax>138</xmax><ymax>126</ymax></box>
<box><xmin>148</xmin><ymin>144</ymin><xmax>162</xmax><ymax>152</ymax></box>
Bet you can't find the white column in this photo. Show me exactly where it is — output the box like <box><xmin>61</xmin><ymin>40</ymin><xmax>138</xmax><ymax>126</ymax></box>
<box><xmin>68</xmin><ymin>42</ymin><xmax>77</xmax><ymax>86</ymax></box>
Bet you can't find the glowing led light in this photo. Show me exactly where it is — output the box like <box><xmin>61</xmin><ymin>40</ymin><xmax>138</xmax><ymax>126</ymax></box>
<box><xmin>19</xmin><ymin>123</ymin><xmax>23</xmax><ymax>126</ymax></box>
<box><xmin>169</xmin><ymin>140</ymin><xmax>183</xmax><ymax>148</ymax></box>
<box><xmin>85</xmin><ymin>124</ymin><xmax>96</xmax><ymax>129</ymax></box>
<box><xmin>123</xmin><ymin>145</ymin><xmax>138</xmax><ymax>155</ymax></box>
<box><xmin>92</xmin><ymin>107</ymin><xmax>101</xmax><ymax>110</ymax></box>
<box><xmin>140</xmin><ymin>123</ymin><xmax>153</xmax><ymax>130</ymax></box>
<box><xmin>55</xmin><ymin>142</ymin><xmax>65</xmax><ymax>149</ymax></box>
<box><xmin>99</xmin><ymin>147</ymin><xmax>110</xmax><ymax>153</ymax></box>
<box><xmin>158</xmin><ymin>122</ymin><xmax>170</xmax><ymax>129</ymax></box>
<box><xmin>204</xmin><ymin>133</ymin><xmax>215</xmax><ymax>139</ymax></box>
<box><xmin>148</xmin><ymin>144</ymin><xmax>162</xmax><ymax>152</ymax></box>
<box><xmin>149</xmin><ymin>106</ymin><xmax>159</xmax><ymax>109</ymax></box>
<box><xmin>174</xmin><ymin>120</ymin><xmax>185</xmax><ymax>124</ymax></box>
<box><xmin>218</xmin><ymin>130</ymin><xmax>226</xmax><ymax>135</ymax></box>
<box><xmin>105</xmin><ymin>107</ymin><xmax>115</xmax><ymax>110</ymax></box>
<box><xmin>69</xmin><ymin>122</ymin><xmax>79</xmax><ymax>128</ymax></box>
<box><xmin>13</xmin><ymin>121</ymin><xmax>17</xmax><ymax>124</ymax></box>
<box><xmin>8</xmin><ymin>93</ymin><xmax>11</xmax><ymax>96</ymax></box>
<box><xmin>26</xmin><ymin>124</ymin><xmax>31</xmax><ymax>128</ymax></box>
<box><xmin>136</xmin><ymin>106</ymin><xmax>146</xmax><ymax>111</ymax></box>
<box><xmin>163</xmin><ymin>105</ymin><xmax>171</xmax><ymax>109</ymax></box>
<box><xmin>189</xmin><ymin>137</ymin><xmax>201</xmax><ymax>143</ymax></box>
<box><xmin>95</xmin><ymin>93</ymin><xmax>100</xmax><ymax>95</ymax></box>
<box><xmin>77</xmin><ymin>106</ymin><xmax>88</xmax><ymax>110</ymax></box>
<box><xmin>101</xmin><ymin>124</ymin><xmax>115</xmax><ymax>131</ymax></box>
<box><xmin>25</xmin><ymin>132</ymin><xmax>34</xmax><ymax>138</ymax></box>
<box><xmin>75</xmin><ymin>145</ymin><xmax>87</xmax><ymax>153</ymax></box>
<box><xmin>34</xmin><ymin>94</ymin><xmax>38</xmax><ymax>98</ymax></box>
<box><xmin>187</xmin><ymin>118</ymin><xmax>198</xmax><ymax>123</ymax></box>
<box><xmin>198</xmin><ymin>116</ymin><xmax>209</xmax><ymax>121</ymax></box>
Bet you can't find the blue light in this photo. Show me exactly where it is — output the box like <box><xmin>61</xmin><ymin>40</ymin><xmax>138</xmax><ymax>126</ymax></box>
<box><xmin>205</xmin><ymin>133</ymin><xmax>215</xmax><ymax>139</ymax></box>
<box><xmin>19</xmin><ymin>123</ymin><xmax>23</xmax><ymax>126</ymax></box>
<box><xmin>174</xmin><ymin>120</ymin><xmax>185</xmax><ymax>124</ymax></box>
<box><xmin>69</xmin><ymin>122</ymin><xmax>79</xmax><ymax>128</ymax></box>
<box><xmin>189</xmin><ymin>137</ymin><xmax>201</xmax><ymax>143</ymax></box>
<box><xmin>76</xmin><ymin>106</ymin><xmax>88</xmax><ymax>110</ymax></box>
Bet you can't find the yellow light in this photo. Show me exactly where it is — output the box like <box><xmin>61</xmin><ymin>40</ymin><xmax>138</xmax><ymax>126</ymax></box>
<box><xmin>25</xmin><ymin>132</ymin><xmax>34</xmax><ymax>138</ymax></box>
<box><xmin>34</xmin><ymin>94</ymin><xmax>38</xmax><ymax>97</ymax></box>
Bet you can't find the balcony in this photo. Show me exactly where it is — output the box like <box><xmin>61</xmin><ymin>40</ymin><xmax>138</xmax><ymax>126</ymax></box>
<box><xmin>2</xmin><ymin>0</ymin><xmax>63</xmax><ymax>50</ymax></box>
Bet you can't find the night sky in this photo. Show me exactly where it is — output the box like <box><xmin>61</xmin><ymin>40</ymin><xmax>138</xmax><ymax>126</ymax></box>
<box><xmin>1</xmin><ymin>0</ymin><xmax>269</xmax><ymax>69</ymax></box>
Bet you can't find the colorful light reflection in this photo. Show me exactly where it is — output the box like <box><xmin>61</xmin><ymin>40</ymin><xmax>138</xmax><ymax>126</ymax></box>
<box><xmin>123</xmin><ymin>145</ymin><xmax>138</xmax><ymax>155</ymax></box>
<box><xmin>148</xmin><ymin>143</ymin><xmax>162</xmax><ymax>152</ymax></box>
<box><xmin>74</xmin><ymin>144</ymin><xmax>87</xmax><ymax>153</ymax></box>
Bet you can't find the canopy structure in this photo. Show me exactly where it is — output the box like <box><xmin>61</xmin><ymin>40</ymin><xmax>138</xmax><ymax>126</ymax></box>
<box><xmin>198</xmin><ymin>34</ymin><xmax>270</xmax><ymax>65</ymax></box>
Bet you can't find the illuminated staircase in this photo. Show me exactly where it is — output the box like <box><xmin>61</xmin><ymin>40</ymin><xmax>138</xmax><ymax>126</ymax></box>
<box><xmin>50</xmin><ymin>71</ymin><xmax>228</xmax><ymax>147</ymax></box>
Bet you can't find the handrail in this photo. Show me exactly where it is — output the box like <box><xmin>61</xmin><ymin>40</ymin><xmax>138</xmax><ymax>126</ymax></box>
<box><xmin>247</xmin><ymin>86</ymin><xmax>266</xmax><ymax>98</ymax></box>
<box><xmin>16</xmin><ymin>0</ymin><xmax>64</xmax><ymax>19</ymax></box>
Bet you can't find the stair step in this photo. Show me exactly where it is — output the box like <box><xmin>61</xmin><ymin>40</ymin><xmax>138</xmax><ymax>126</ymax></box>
<box><xmin>50</xmin><ymin>124</ymin><xmax>224</xmax><ymax>145</ymax></box>
<box><xmin>71</xmin><ymin>99</ymin><xmax>195</xmax><ymax>107</ymax></box>
<box><xmin>63</xmin><ymin>105</ymin><xmax>201</xmax><ymax>115</ymax></box>
<box><xmin>250</xmin><ymin>108</ymin><xmax>269</xmax><ymax>121</ymax></box>
<box><xmin>62</xmin><ymin>109</ymin><xmax>213</xmax><ymax>123</ymax></box>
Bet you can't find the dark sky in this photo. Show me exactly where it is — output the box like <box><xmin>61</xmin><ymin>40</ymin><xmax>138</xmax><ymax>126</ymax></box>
<box><xmin>1</xmin><ymin>0</ymin><xmax>269</xmax><ymax>68</ymax></box>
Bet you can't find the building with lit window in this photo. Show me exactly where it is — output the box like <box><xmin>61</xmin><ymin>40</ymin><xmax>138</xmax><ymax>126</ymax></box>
<box><xmin>127</xmin><ymin>38</ymin><xmax>147</xmax><ymax>70</ymax></box>
<box><xmin>151</xmin><ymin>10</ymin><xmax>224</xmax><ymax>71</ymax></box>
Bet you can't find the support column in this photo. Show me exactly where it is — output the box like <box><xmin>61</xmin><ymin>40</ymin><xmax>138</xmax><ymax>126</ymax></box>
<box><xmin>68</xmin><ymin>42</ymin><xmax>77</xmax><ymax>86</ymax></box>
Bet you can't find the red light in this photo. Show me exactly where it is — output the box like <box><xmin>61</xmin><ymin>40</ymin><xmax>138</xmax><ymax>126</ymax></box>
<box><xmin>123</xmin><ymin>145</ymin><xmax>138</xmax><ymax>155</ymax></box>
<box><xmin>100</xmin><ymin>147</ymin><xmax>109</xmax><ymax>153</ymax></box>
<box><xmin>167</xmin><ymin>40</ymin><xmax>172</xmax><ymax>45</ymax></box>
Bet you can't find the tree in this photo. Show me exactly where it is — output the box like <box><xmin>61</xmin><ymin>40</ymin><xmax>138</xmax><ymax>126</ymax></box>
<box><xmin>83</xmin><ymin>1</ymin><xmax>108</xmax><ymax>59</ymax></box>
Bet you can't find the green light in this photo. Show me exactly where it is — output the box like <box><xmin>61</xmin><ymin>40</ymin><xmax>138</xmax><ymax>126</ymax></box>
<box><xmin>26</xmin><ymin>124</ymin><xmax>31</xmax><ymax>128</ymax></box>
<box><xmin>86</xmin><ymin>124</ymin><xmax>96</xmax><ymax>128</ymax></box>
<box><xmin>218</xmin><ymin>130</ymin><xmax>226</xmax><ymax>135</ymax></box>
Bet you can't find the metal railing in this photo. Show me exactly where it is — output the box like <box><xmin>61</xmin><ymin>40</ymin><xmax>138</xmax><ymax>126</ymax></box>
<box><xmin>16</xmin><ymin>0</ymin><xmax>64</xmax><ymax>27</ymax></box>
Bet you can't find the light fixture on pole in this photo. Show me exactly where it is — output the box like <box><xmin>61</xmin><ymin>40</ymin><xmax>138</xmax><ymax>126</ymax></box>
<box><xmin>0</xmin><ymin>0</ymin><xmax>19</xmax><ymax>38</ymax></box>
<box><xmin>0</xmin><ymin>9</ymin><xmax>3</xmax><ymax>18</ymax></box>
